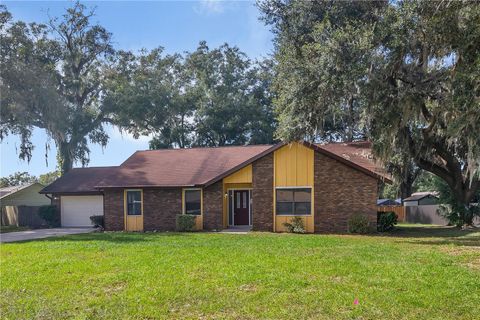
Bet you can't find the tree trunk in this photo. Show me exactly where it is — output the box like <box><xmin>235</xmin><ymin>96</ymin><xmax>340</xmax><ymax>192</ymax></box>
<box><xmin>450</xmin><ymin>180</ymin><xmax>478</xmax><ymax>226</ymax></box>
<box><xmin>399</xmin><ymin>180</ymin><xmax>413</xmax><ymax>200</ymax></box>
<box><xmin>58</xmin><ymin>141</ymin><xmax>74</xmax><ymax>175</ymax></box>
<box><xmin>346</xmin><ymin>95</ymin><xmax>355</xmax><ymax>142</ymax></box>
<box><xmin>415</xmin><ymin>153</ymin><xmax>479</xmax><ymax>226</ymax></box>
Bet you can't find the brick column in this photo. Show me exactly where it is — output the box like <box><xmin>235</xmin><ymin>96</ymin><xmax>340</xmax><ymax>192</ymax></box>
<box><xmin>252</xmin><ymin>153</ymin><xmax>274</xmax><ymax>231</ymax></box>
<box><xmin>103</xmin><ymin>188</ymin><xmax>124</xmax><ymax>231</ymax></box>
<box><xmin>203</xmin><ymin>181</ymin><xmax>223</xmax><ymax>230</ymax></box>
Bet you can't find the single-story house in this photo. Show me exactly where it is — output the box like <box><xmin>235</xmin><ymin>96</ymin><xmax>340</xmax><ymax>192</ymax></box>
<box><xmin>1</xmin><ymin>183</ymin><xmax>51</xmax><ymax>227</ymax></box>
<box><xmin>0</xmin><ymin>183</ymin><xmax>51</xmax><ymax>207</ymax></box>
<box><xmin>403</xmin><ymin>192</ymin><xmax>439</xmax><ymax>206</ymax></box>
<box><xmin>40</xmin><ymin>141</ymin><xmax>390</xmax><ymax>233</ymax></box>
<box><xmin>403</xmin><ymin>191</ymin><xmax>445</xmax><ymax>225</ymax></box>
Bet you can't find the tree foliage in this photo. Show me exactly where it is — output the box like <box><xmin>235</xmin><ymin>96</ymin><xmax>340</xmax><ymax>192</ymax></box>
<box><xmin>106</xmin><ymin>42</ymin><xmax>276</xmax><ymax>148</ymax></box>
<box><xmin>38</xmin><ymin>171</ymin><xmax>61</xmax><ymax>186</ymax></box>
<box><xmin>1</xmin><ymin>2</ymin><xmax>115</xmax><ymax>174</ymax></box>
<box><xmin>0</xmin><ymin>171</ymin><xmax>60</xmax><ymax>187</ymax></box>
<box><xmin>0</xmin><ymin>172</ymin><xmax>37</xmax><ymax>187</ymax></box>
<box><xmin>260</xmin><ymin>0</ymin><xmax>480</xmax><ymax>225</ymax></box>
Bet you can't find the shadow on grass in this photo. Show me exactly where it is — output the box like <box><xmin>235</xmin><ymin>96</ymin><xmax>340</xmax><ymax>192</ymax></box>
<box><xmin>383</xmin><ymin>225</ymin><xmax>480</xmax><ymax>247</ymax></box>
<box><xmin>13</xmin><ymin>231</ymin><xmax>196</xmax><ymax>244</ymax></box>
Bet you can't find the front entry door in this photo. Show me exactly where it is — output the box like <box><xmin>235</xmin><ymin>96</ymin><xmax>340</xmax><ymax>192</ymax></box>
<box><xmin>233</xmin><ymin>190</ymin><xmax>250</xmax><ymax>225</ymax></box>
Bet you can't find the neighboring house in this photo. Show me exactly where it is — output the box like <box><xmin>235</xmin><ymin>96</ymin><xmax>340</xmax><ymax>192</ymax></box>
<box><xmin>0</xmin><ymin>183</ymin><xmax>50</xmax><ymax>207</ymax></box>
<box><xmin>1</xmin><ymin>183</ymin><xmax>51</xmax><ymax>227</ymax></box>
<box><xmin>377</xmin><ymin>199</ymin><xmax>401</xmax><ymax>206</ymax></box>
<box><xmin>403</xmin><ymin>192</ymin><xmax>445</xmax><ymax>225</ymax></box>
<box><xmin>40</xmin><ymin>141</ymin><xmax>390</xmax><ymax>232</ymax></box>
<box><xmin>403</xmin><ymin>192</ymin><xmax>439</xmax><ymax>206</ymax></box>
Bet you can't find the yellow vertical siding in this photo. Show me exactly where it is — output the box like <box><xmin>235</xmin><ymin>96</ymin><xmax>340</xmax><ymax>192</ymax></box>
<box><xmin>223</xmin><ymin>165</ymin><xmax>252</xmax><ymax>184</ymax></box>
<box><xmin>222</xmin><ymin>165</ymin><xmax>253</xmax><ymax>227</ymax></box>
<box><xmin>274</xmin><ymin>143</ymin><xmax>314</xmax><ymax>187</ymax></box>
<box><xmin>182</xmin><ymin>188</ymin><xmax>203</xmax><ymax>231</ymax></box>
<box><xmin>273</xmin><ymin>142</ymin><xmax>315</xmax><ymax>233</ymax></box>
<box><xmin>274</xmin><ymin>215</ymin><xmax>315</xmax><ymax>233</ymax></box>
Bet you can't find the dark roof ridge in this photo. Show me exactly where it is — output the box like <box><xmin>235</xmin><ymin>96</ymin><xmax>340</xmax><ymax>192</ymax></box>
<box><xmin>69</xmin><ymin>165</ymin><xmax>119</xmax><ymax>170</ymax></box>
<box><xmin>133</xmin><ymin>144</ymin><xmax>275</xmax><ymax>152</ymax></box>
<box><xmin>315</xmin><ymin>140</ymin><xmax>371</xmax><ymax>145</ymax></box>
<box><xmin>119</xmin><ymin>145</ymin><xmax>276</xmax><ymax>166</ymax></box>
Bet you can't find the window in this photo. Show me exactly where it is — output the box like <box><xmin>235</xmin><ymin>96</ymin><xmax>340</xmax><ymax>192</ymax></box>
<box><xmin>126</xmin><ymin>190</ymin><xmax>142</xmax><ymax>215</ymax></box>
<box><xmin>184</xmin><ymin>189</ymin><xmax>201</xmax><ymax>215</ymax></box>
<box><xmin>276</xmin><ymin>188</ymin><xmax>311</xmax><ymax>215</ymax></box>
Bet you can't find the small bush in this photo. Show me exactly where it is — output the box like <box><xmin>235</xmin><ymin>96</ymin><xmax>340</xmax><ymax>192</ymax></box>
<box><xmin>176</xmin><ymin>214</ymin><xmax>196</xmax><ymax>232</ymax></box>
<box><xmin>347</xmin><ymin>214</ymin><xmax>371</xmax><ymax>234</ymax></box>
<box><xmin>377</xmin><ymin>212</ymin><xmax>398</xmax><ymax>232</ymax></box>
<box><xmin>37</xmin><ymin>205</ymin><xmax>60</xmax><ymax>227</ymax></box>
<box><xmin>282</xmin><ymin>216</ymin><xmax>306</xmax><ymax>233</ymax></box>
<box><xmin>90</xmin><ymin>215</ymin><xmax>104</xmax><ymax>228</ymax></box>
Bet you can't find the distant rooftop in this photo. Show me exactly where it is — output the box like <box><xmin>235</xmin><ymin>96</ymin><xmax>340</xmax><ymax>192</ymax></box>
<box><xmin>404</xmin><ymin>192</ymin><xmax>439</xmax><ymax>202</ymax></box>
<box><xmin>0</xmin><ymin>183</ymin><xmax>40</xmax><ymax>199</ymax></box>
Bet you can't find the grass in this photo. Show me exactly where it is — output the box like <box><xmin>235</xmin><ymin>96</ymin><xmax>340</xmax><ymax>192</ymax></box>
<box><xmin>1</xmin><ymin>225</ymin><xmax>479</xmax><ymax>319</ymax></box>
<box><xmin>0</xmin><ymin>226</ymin><xmax>30</xmax><ymax>234</ymax></box>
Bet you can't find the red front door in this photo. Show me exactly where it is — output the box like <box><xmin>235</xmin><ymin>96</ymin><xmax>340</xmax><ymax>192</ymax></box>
<box><xmin>233</xmin><ymin>190</ymin><xmax>250</xmax><ymax>225</ymax></box>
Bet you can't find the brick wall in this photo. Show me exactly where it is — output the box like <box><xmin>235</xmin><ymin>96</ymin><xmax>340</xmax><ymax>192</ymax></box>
<box><xmin>143</xmin><ymin>188</ymin><xmax>182</xmax><ymax>231</ymax></box>
<box><xmin>252</xmin><ymin>153</ymin><xmax>274</xmax><ymax>231</ymax></box>
<box><xmin>314</xmin><ymin>152</ymin><xmax>378</xmax><ymax>233</ymax></box>
<box><xmin>103</xmin><ymin>188</ymin><xmax>124</xmax><ymax>231</ymax></box>
<box><xmin>203</xmin><ymin>181</ymin><xmax>223</xmax><ymax>230</ymax></box>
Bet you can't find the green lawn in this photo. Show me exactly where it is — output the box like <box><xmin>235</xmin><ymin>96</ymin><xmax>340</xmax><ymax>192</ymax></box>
<box><xmin>1</xmin><ymin>226</ymin><xmax>479</xmax><ymax>319</ymax></box>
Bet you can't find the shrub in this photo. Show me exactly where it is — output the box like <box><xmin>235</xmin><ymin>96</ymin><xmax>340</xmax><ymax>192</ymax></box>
<box><xmin>176</xmin><ymin>214</ymin><xmax>196</xmax><ymax>232</ymax></box>
<box><xmin>377</xmin><ymin>212</ymin><xmax>398</xmax><ymax>232</ymax></box>
<box><xmin>282</xmin><ymin>216</ymin><xmax>306</xmax><ymax>233</ymax></box>
<box><xmin>347</xmin><ymin>214</ymin><xmax>371</xmax><ymax>234</ymax></box>
<box><xmin>37</xmin><ymin>205</ymin><xmax>60</xmax><ymax>227</ymax></box>
<box><xmin>90</xmin><ymin>215</ymin><xmax>104</xmax><ymax>228</ymax></box>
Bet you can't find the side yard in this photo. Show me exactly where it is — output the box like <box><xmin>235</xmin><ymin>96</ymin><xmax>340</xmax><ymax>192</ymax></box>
<box><xmin>1</xmin><ymin>226</ymin><xmax>479</xmax><ymax>319</ymax></box>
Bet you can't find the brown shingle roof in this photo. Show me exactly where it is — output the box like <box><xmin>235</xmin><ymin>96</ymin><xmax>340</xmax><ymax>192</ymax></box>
<box><xmin>41</xmin><ymin>141</ymin><xmax>390</xmax><ymax>194</ymax></box>
<box><xmin>98</xmin><ymin>144</ymin><xmax>275</xmax><ymax>188</ymax></box>
<box><xmin>41</xmin><ymin>145</ymin><xmax>276</xmax><ymax>193</ymax></box>
<box><xmin>307</xmin><ymin>141</ymin><xmax>391</xmax><ymax>182</ymax></box>
<box><xmin>40</xmin><ymin>167</ymin><xmax>117</xmax><ymax>194</ymax></box>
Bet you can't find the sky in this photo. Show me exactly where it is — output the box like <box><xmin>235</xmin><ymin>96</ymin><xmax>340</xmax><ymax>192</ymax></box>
<box><xmin>1</xmin><ymin>0</ymin><xmax>274</xmax><ymax>177</ymax></box>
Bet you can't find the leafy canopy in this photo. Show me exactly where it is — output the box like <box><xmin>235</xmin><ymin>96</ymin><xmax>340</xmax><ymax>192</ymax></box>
<box><xmin>0</xmin><ymin>2</ymin><xmax>115</xmax><ymax>174</ymax></box>
<box><xmin>260</xmin><ymin>0</ymin><xmax>480</xmax><ymax>224</ymax></box>
<box><xmin>106</xmin><ymin>42</ymin><xmax>276</xmax><ymax>148</ymax></box>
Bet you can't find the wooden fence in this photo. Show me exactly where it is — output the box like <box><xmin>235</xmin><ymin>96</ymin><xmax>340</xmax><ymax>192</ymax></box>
<box><xmin>1</xmin><ymin>206</ymin><xmax>49</xmax><ymax>228</ymax></box>
<box><xmin>377</xmin><ymin>205</ymin><xmax>405</xmax><ymax>222</ymax></box>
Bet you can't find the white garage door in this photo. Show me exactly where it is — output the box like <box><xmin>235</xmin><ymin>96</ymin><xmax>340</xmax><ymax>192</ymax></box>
<box><xmin>61</xmin><ymin>195</ymin><xmax>104</xmax><ymax>227</ymax></box>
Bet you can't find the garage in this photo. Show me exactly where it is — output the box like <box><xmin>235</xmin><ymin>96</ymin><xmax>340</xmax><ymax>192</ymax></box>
<box><xmin>60</xmin><ymin>195</ymin><xmax>103</xmax><ymax>227</ymax></box>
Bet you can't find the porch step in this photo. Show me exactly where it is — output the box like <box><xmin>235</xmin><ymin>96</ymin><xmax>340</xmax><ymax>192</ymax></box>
<box><xmin>218</xmin><ymin>226</ymin><xmax>252</xmax><ymax>234</ymax></box>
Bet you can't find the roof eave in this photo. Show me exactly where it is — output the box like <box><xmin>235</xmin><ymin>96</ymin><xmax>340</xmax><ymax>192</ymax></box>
<box><xmin>40</xmin><ymin>191</ymin><xmax>103</xmax><ymax>196</ymax></box>
<box><xmin>94</xmin><ymin>184</ymin><xmax>196</xmax><ymax>189</ymax></box>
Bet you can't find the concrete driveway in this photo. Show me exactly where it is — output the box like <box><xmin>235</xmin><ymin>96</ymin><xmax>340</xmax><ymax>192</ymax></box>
<box><xmin>0</xmin><ymin>227</ymin><xmax>95</xmax><ymax>243</ymax></box>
